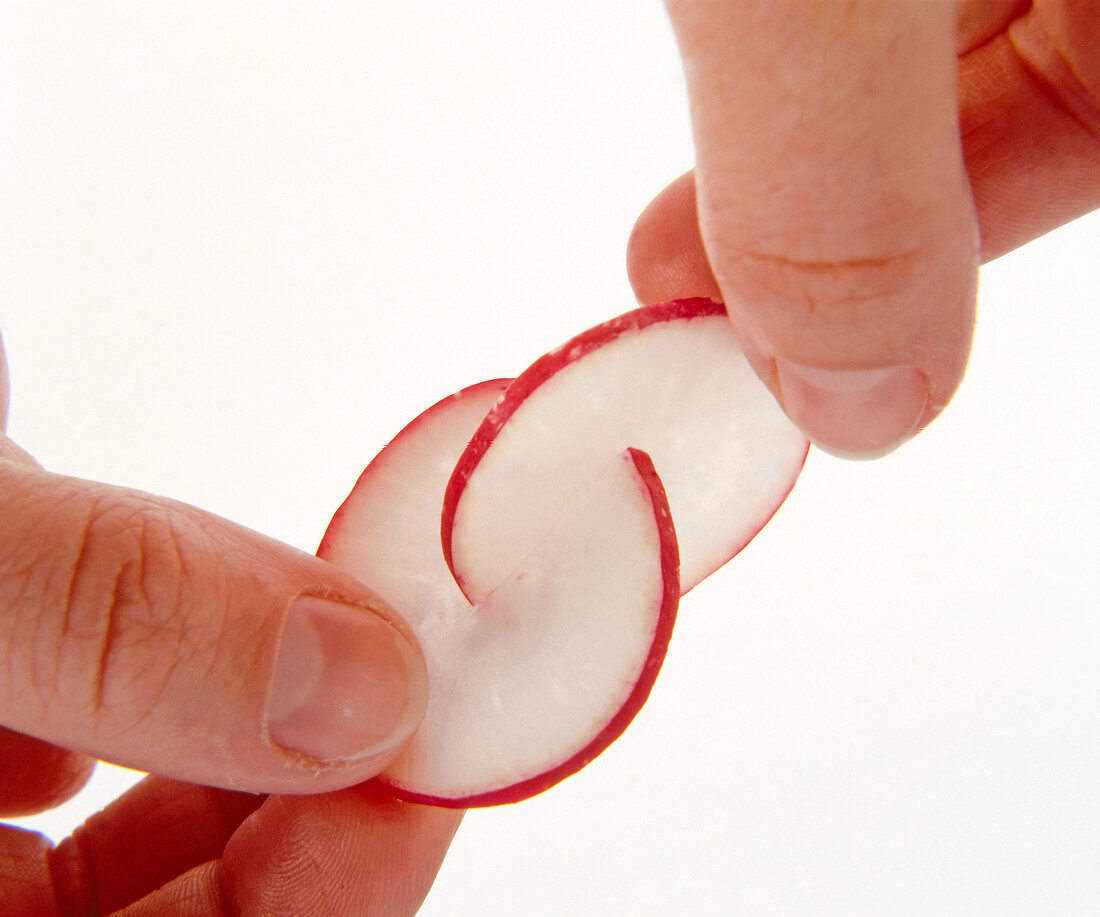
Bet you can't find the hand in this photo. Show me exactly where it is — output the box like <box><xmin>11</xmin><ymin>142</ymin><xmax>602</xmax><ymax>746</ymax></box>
<box><xmin>0</xmin><ymin>332</ymin><xmax>426</xmax><ymax>793</ymax></box>
<box><xmin>0</xmin><ymin>334</ymin><xmax>461</xmax><ymax>913</ymax></box>
<box><xmin>629</xmin><ymin>0</ymin><xmax>1100</xmax><ymax>458</ymax></box>
<box><xmin>2</xmin><ymin>775</ymin><xmax>461</xmax><ymax>915</ymax></box>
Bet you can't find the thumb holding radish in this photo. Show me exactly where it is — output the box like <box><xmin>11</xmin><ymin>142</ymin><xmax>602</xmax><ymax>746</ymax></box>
<box><xmin>0</xmin><ymin>334</ymin><xmax>427</xmax><ymax>802</ymax></box>
<box><xmin>640</xmin><ymin>1</ymin><xmax>978</xmax><ymax>460</ymax></box>
<box><xmin>636</xmin><ymin>1</ymin><xmax>1100</xmax><ymax>459</ymax></box>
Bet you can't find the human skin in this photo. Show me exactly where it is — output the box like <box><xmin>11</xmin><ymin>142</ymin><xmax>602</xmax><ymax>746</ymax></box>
<box><xmin>1</xmin><ymin>776</ymin><xmax>462</xmax><ymax>915</ymax></box>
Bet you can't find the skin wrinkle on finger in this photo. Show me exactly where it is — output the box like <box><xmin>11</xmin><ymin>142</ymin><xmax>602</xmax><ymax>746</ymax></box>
<box><xmin>1</xmin><ymin>466</ymin><xmax>227</xmax><ymax>769</ymax></box>
<box><xmin>716</xmin><ymin>245</ymin><xmax>931</xmax><ymax>328</ymax></box>
<box><xmin>115</xmin><ymin>861</ymin><xmax>234</xmax><ymax>917</ymax></box>
<box><xmin>0</xmin><ymin>546</ymin><xmax>40</xmax><ymax>716</ymax></box>
<box><xmin>2</xmin><ymin>495</ymin><xmax>84</xmax><ymax>724</ymax></box>
<box><xmin>55</xmin><ymin>498</ymin><xmax>195</xmax><ymax>742</ymax></box>
<box><xmin>716</xmin><ymin>234</ymin><xmax>976</xmax><ymax>374</ymax></box>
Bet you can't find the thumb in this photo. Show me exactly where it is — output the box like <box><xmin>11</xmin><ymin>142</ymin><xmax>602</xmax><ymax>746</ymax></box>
<box><xmin>664</xmin><ymin>1</ymin><xmax>979</xmax><ymax>458</ymax></box>
<box><xmin>0</xmin><ymin>459</ymin><xmax>427</xmax><ymax>795</ymax></box>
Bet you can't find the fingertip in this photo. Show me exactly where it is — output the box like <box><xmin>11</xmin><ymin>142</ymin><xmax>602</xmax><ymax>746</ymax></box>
<box><xmin>0</xmin><ymin>729</ymin><xmax>96</xmax><ymax>817</ymax></box>
<box><xmin>222</xmin><ymin>783</ymin><xmax>462</xmax><ymax>917</ymax></box>
<box><xmin>775</xmin><ymin>360</ymin><xmax>930</xmax><ymax>459</ymax></box>
<box><xmin>627</xmin><ymin>171</ymin><xmax>973</xmax><ymax>459</ymax></box>
<box><xmin>627</xmin><ymin>171</ymin><xmax>722</xmax><ymax>306</ymax></box>
<box><xmin>732</xmin><ymin>228</ymin><xmax>977</xmax><ymax>458</ymax></box>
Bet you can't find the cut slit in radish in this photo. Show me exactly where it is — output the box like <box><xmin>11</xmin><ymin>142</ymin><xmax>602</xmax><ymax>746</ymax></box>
<box><xmin>443</xmin><ymin>298</ymin><xmax>809</xmax><ymax>606</ymax></box>
<box><xmin>318</xmin><ymin>379</ymin><xmax>679</xmax><ymax>807</ymax></box>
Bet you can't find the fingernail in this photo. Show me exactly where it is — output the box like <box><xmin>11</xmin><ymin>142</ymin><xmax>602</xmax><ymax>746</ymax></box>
<box><xmin>775</xmin><ymin>360</ymin><xmax>929</xmax><ymax>459</ymax></box>
<box><xmin>266</xmin><ymin>595</ymin><xmax>425</xmax><ymax>762</ymax></box>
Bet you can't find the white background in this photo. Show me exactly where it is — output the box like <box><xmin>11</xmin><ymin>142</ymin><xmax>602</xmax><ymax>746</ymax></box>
<box><xmin>2</xmin><ymin>3</ymin><xmax>1099</xmax><ymax>915</ymax></box>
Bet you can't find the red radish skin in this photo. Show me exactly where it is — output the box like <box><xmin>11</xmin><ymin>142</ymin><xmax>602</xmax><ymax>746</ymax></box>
<box><xmin>443</xmin><ymin>298</ymin><xmax>808</xmax><ymax>604</ymax></box>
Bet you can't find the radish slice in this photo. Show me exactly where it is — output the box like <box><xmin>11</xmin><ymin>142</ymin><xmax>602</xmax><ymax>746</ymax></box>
<box><xmin>319</xmin><ymin>380</ymin><xmax>679</xmax><ymax>807</ymax></box>
<box><xmin>444</xmin><ymin>299</ymin><xmax>808</xmax><ymax>603</ymax></box>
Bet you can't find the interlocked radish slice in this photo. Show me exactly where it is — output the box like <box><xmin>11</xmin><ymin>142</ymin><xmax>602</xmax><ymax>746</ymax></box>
<box><xmin>443</xmin><ymin>299</ymin><xmax>808</xmax><ymax>604</ymax></box>
<box><xmin>319</xmin><ymin>380</ymin><xmax>679</xmax><ymax>807</ymax></box>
